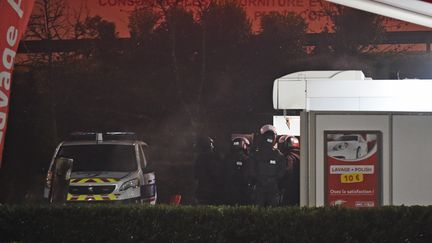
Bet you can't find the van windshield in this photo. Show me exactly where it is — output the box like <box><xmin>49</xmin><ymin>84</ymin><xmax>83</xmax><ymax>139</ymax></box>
<box><xmin>57</xmin><ymin>144</ymin><xmax>137</xmax><ymax>172</ymax></box>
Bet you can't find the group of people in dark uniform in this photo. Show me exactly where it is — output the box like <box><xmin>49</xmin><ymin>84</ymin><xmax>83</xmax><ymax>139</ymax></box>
<box><xmin>193</xmin><ymin>124</ymin><xmax>300</xmax><ymax>206</ymax></box>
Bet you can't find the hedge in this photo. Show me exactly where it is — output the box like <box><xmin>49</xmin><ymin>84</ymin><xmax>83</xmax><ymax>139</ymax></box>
<box><xmin>1</xmin><ymin>204</ymin><xmax>432</xmax><ymax>242</ymax></box>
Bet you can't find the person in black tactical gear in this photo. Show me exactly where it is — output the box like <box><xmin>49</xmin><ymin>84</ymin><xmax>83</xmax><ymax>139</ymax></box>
<box><xmin>248</xmin><ymin>125</ymin><xmax>287</xmax><ymax>206</ymax></box>
<box><xmin>278</xmin><ymin>135</ymin><xmax>301</xmax><ymax>206</ymax></box>
<box><xmin>223</xmin><ymin>137</ymin><xmax>251</xmax><ymax>205</ymax></box>
<box><xmin>193</xmin><ymin>136</ymin><xmax>223</xmax><ymax>205</ymax></box>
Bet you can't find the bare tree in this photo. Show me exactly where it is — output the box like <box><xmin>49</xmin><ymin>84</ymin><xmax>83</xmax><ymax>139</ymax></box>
<box><xmin>317</xmin><ymin>6</ymin><xmax>386</xmax><ymax>55</ymax></box>
<box><xmin>27</xmin><ymin>0</ymin><xmax>69</xmax><ymax>40</ymax></box>
<box><xmin>25</xmin><ymin>0</ymin><xmax>70</xmax><ymax>63</ymax></box>
<box><xmin>195</xmin><ymin>0</ymin><xmax>214</xmax><ymax>118</ymax></box>
<box><xmin>23</xmin><ymin>0</ymin><xmax>71</xmax><ymax>143</ymax></box>
<box><xmin>69</xmin><ymin>3</ymin><xmax>91</xmax><ymax>40</ymax></box>
<box><xmin>151</xmin><ymin>0</ymin><xmax>251</xmax><ymax>132</ymax></box>
<box><xmin>152</xmin><ymin>0</ymin><xmax>201</xmax><ymax>129</ymax></box>
<box><xmin>128</xmin><ymin>7</ymin><xmax>160</xmax><ymax>41</ymax></box>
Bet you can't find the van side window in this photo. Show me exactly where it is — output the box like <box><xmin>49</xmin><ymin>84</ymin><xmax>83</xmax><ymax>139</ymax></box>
<box><xmin>138</xmin><ymin>145</ymin><xmax>147</xmax><ymax>168</ymax></box>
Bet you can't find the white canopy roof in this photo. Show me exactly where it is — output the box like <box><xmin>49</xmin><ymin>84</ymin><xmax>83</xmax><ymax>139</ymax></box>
<box><xmin>325</xmin><ymin>0</ymin><xmax>432</xmax><ymax>28</ymax></box>
<box><xmin>273</xmin><ymin>70</ymin><xmax>432</xmax><ymax>112</ymax></box>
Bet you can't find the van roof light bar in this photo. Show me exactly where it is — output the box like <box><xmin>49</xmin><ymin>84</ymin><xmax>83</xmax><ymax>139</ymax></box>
<box><xmin>67</xmin><ymin>131</ymin><xmax>138</xmax><ymax>141</ymax></box>
<box><xmin>104</xmin><ymin>132</ymin><xmax>137</xmax><ymax>140</ymax></box>
<box><xmin>105</xmin><ymin>132</ymin><xmax>136</xmax><ymax>136</ymax></box>
<box><xmin>96</xmin><ymin>133</ymin><xmax>103</xmax><ymax>143</ymax></box>
<box><xmin>68</xmin><ymin>132</ymin><xmax>98</xmax><ymax>141</ymax></box>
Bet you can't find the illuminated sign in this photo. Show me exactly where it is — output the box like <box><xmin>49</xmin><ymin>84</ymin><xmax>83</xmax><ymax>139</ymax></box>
<box><xmin>325</xmin><ymin>131</ymin><xmax>381</xmax><ymax>208</ymax></box>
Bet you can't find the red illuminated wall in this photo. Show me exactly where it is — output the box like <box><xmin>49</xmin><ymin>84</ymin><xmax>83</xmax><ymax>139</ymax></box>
<box><xmin>67</xmin><ymin>0</ymin><xmax>429</xmax><ymax>37</ymax></box>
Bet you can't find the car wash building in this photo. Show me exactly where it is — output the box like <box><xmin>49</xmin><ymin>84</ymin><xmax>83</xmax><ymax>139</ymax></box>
<box><xmin>273</xmin><ymin>70</ymin><xmax>432</xmax><ymax>207</ymax></box>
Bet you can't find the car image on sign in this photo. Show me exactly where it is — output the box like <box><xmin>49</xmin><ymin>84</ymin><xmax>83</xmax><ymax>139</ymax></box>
<box><xmin>327</xmin><ymin>134</ymin><xmax>368</xmax><ymax>160</ymax></box>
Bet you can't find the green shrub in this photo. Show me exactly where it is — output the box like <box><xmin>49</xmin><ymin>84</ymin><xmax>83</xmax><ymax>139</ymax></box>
<box><xmin>1</xmin><ymin>205</ymin><xmax>432</xmax><ymax>242</ymax></box>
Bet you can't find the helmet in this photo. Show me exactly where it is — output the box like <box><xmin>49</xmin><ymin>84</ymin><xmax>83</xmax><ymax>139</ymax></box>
<box><xmin>231</xmin><ymin>137</ymin><xmax>250</xmax><ymax>151</ymax></box>
<box><xmin>259</xmin><ymin>124</ymin><xmax>277</xmax><ymax>145</ymax></box>
<box><xmin>260</xmin><ymin>124</ymin><xmax>276</xmax><ymax>135</ymax></box>
<box><xmin>194</xmin><ymin>136</ymin><xmax>215</xmax><ymax>152</ymax></box>
<box><xmin>278</xmin><ymin>135</ymin><xmax>300</xmax><ymax>149</ymax></box>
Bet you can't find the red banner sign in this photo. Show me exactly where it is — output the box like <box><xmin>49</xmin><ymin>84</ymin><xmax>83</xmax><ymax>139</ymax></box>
<box><xmin>325</xmin><ymin>131</ymin><xmax>381</xmax><ymax>208</ymax></box>
<box><xmin>0</xmin><ymin>0</ymin><xmax>35</xmax><ymax>167</ymax></box>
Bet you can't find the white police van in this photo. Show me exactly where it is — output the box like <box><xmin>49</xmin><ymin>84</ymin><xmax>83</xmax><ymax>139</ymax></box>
<box><xmin>44</xmin><ymin>132</ymin><xmax>157</xmax><ymax>204</ymax></box>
